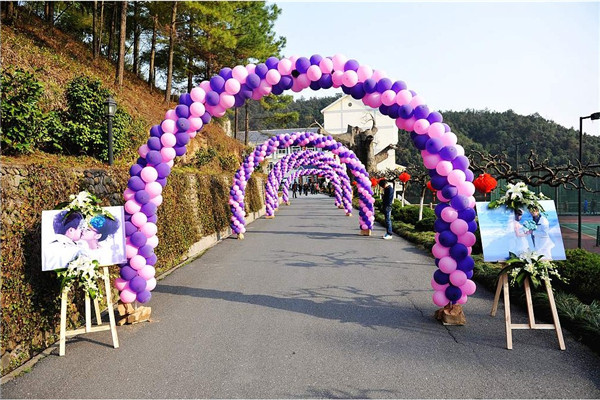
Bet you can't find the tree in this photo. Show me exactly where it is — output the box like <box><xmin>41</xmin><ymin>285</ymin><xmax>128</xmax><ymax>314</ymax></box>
<box><xmin>132</xmin><ymin>1</ymin><xmax>141</xmax><ymax>76</ymax></box>
<box><xmin>115</xmin><ymin>1</ymin><xmax>127</xmax><ymax>86</ymax></box>
<box><xmin>165</xmin><ymin>1</ymin><xmax>177</xmax><ymax>103</ymax></box>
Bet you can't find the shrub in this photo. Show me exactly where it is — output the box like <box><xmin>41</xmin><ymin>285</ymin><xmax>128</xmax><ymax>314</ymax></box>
<box><xmin>553</xmin><ymin>249</ymin><xmax>600</xmax><ymax>303</ymax></box>
<box><xmin>392</xmin><ymin>203</ymin><xmax>434</xmax><ymax>225</ymax></box>
<box><xmin>415</xmin><ymin>216</ymin><xmax>435</xmax><ymax>232</ymax></box>
<box><xmin>195</xmin><ymin>147</ymin><xmax>218</xmax><ymax>167</ymax></box>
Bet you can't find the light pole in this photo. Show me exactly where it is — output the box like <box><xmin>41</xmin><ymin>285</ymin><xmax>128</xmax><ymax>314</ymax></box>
<box><xmin>104</xmin><ymin>96</ymin><xmax>117</xmax><ymax>166</ymax></box>
<box><xmin>578</xmin><ymin>112</ymin><xmax>600</xmax><ymax>248</ymax></box>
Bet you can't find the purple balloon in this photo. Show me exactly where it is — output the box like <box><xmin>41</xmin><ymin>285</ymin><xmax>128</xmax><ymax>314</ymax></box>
<box><xmin>130</xmin><ymin>276</ymin><xmax>147</xmax><ymax>293</ymax></box>
<box><xmin>363</xmin><ymin>78</ymin><xmax>377</xmax><ymax>93</ymax></box>
<box><xmin>442</xmin><ymin>184</ymin><xmax>458</xmax><ymax>200</ymax></box>
<box><xmin>451</xmin><ymin>195</ymin><xmax>470</xmax><ymax>211</ymax></box>
<box><xmin>452</xmin><ymin>155</ymin><xmax>470</xmax><ymax>171</ymax></box>
<box><xmin>398</xmin><ymin>104</ymin><xmax>413</xmax><ymax>119</ymax></box>
<box><xmin>125</xmin><ymin>221</ymin><xmax>137</xmax><ymax>236</ymax></box>
<box><xmin>141</xmin><ymin>202</ymin><xmax>157</xmax><ymax>216</ymax></box>
<box><xmin>450</xmin><ymin>243</ymin><xmax>469</xmax><ymax>261</ymax></box>
<box><xmin>344</xmin><ymin>59</ymin><xmax>360</xmax><ymax>71</ymax></box>
<box><xmin>458</xmin><ymin>208</ymin><xmax>476</xmax><ymax>222</ymax></box>
<box><xmin>179</xmin><ymin>93</ymin><xmax>192</xmax><ymax>106</ymax></box>
<box><xmin>175</xmin><ymin>105</ymin><xmax>190</xmax><ymax>118</ymax></box>
<box><xmin>128</xmin><ymin>176</ymin><xmax>146</xmax><ymax>191</ymax></box>
<box><xmin>391</xmin><ymin>80</ymin><xmax>407</xmax><ymax>92</ymax></box>
<box><xmin>146</xmin><ymin>254</ymin><xmax>157</xmax><ymax>265</ymax></box>
<box><xmin>309</xmin><ymin>54</ymin><xmax>323</xmax><ymax>65</ymax></box>
<box><xmin>466</xmin><ymin>270</ymin><xmax>474</xmax><ymax>280</ymax></box>
<box><xmin>130</xmin><ymin>231</ymin><xmax>147</xmax><ymax>247</ymax></box>
<box><xmin>175</xmin><ymin>132</ymin><xmax>190</xmax><ymax>146</ymax></box>
<box><xmin>425</xmin><ymin>138</ymin><xmax>444</xmax><ymax>154</ymax></box>
<box><xmin>130</xmin><ymin>164</ymin><xmax>143</xmax><ymax>177</ymax></box>
<box><xmin>457</xmin><ymin>257</ymin><xmax>475</xmax><ymax>272</ymax></box>
<box><xmin>201</xmin><ymin>113</ymin><xmax>212</xmax><ymax>124</ymax></box>
<box><xmin>434</xmin><ymin>269</ymin><xmax>450</xmax><ymax>285</ymax></box>
<box><xmin>376</xmin><ymin>78</ymin><xmax>393</xmax><ymax>92</ymax></box>
<box><xmin>413</xmin><ymin>105</ymin><xmax>430</xmax><ymax>120</ymax></box>
<box><xmin>410</xmin><ymin>90</ymin><xmax>417</xmax><ymax>96</ymax></box>
<box><xmin>427</xmin><ymin>111</ymin><xmax>443</xmax><ymax>123</ymax></box>
<box><xmin>120</xmin><ymin>266</ymin><xmax>137</xmax><ymax>280</ymax></box>
<box><xmin>379</xmin><ymin>104</ymin><xmax>390</xmax><ymax>116</ymax></box>
<box><xmin>468</xmin><ymin>220</ymin><xmax>478</xmax><ymax>233</ymax></box>
<box><xmin>174</xmin><ymin>145</ymin><xmax>186</xmax><ymax>157</ymax></box>
<box><xmin>210</xmin><ymin>75</ymin><xmax>225</xmax><ymax>92</ymax></box>
<box><xmin>413</xmin><ymin>134</ymin><xmax>429</xmax><ymax>151</ymax></box>
<box><xmin>176</xmin><ymin>118</ymin><xmax>190</xmax><ymax>132</ymax></box>
<box><xmin>147</xmin><ymin>214</ymin><xmax>157</xmax><ymax>224</ymax></box>
<box><xmin>266</xmin><ymin>56</ymin><xmax>279</xmax><ymax>69</ymax></box>
<box><xmin>445</xmin><ymin>286</ymin><xmax>462</xmax><ymax>302</ymax></box>
<box><xmin>155</xmin><ymin>163</ymin><xmax>171</xmax><ymax>178</ymax></box>
<box><xmin>272</xmin><ymin>85</ymin><xmax>284</xmax><ymax>95</ymax></box>
<box><xmin>434</xmin><ymin>219</ymin><xmax>451</xmax><ymax>232</ymax></box>
<box><xmin>135</xmin><ymin>190</ymin><xmax>150</xmax><ymax>205</ymax></box>
<box><xmin>234</xmin><ymin>94</ymin><xmax>246</xmax><ymax>107</ymax></box>
<box><xmin>350</xmin><ymin>83</ymin><xmax>365</xmax><ymax>99</ymax></box>
<box><xmin>150</xmin><ymin>125</ymin><xmax>162</xmax><ymax>137</ymax></box>
<box><xmin>219</xmin><ymin>67</ymin><xmax>233</xmax><ymax>80</ymax></box>
<box><xmin>137</xmin><ymin>290</ymin><xmax>152</xmax><ymax>303</ymax></box>
<box><xmin>465</xmin><ymin>169</ymin><xmax>474</xmax><ymax>182</ymax></box>
<box><xmin>439</xmin><ymin>230</ymin><xmax>458</xmax><ymax>247</ymax></box>
<box><xmin>387</xmin><ymin>104</ymin><xmax>400</xmax><ymax>119</ymax></box>
<box><xmin>147</xmin><ymin>137</ymin><xmax>162</xmax><ymax>151</ymax></box>
<box><xmin>146</xmin><ymin>150</ymin><xmax>162</xmax><ymax>165</ymax></box>
<box><xmin>309</xmin><ymin>81</ymin><xmax>321</xmax><ymax>91</ymax></box>
<box><xmin>255</xmin><ymin>63</ymin><xmax>269</xmax><ymax>79</ymax></box>
<box><xmin>206</xmin><ymin>91</ymin><xmax>220</xmax><ymax>106</ymax></box>
<box><xmin>435</xmin><ymin>203</ymin><xmax>449</xmax><ymax>218</ymax></box>
<box><xmin>246</xmin><ymin>74</ymin><xmax>261</xmax><ymax>89</ymax></box>
<box><xmin>318</xmin><ymin>74</ymin><xmax>333</xmax><ymax>89</ymax></box>
<box><xmin>279</xmin><ymin>76</ymin><xmax>293</xmax><ymax>90</ymax></box>
<box><xmin>295</xmin><ymin>57</ymin><xmax>311</xmax><ymax>73</ymax></box>
<box><xmin>136</xmin><ymin>157</ymin><xmax>147</xmax><ymax>167</ymax></box>
<box><xmin>431</xmin><ymin>175</ymin><xmax>448</xmax><ymax>190</ymax></box>
<box><xmin>439</xmin><ymin>146</ymin><xmax>458</xmax><ymax>161</ymax></box>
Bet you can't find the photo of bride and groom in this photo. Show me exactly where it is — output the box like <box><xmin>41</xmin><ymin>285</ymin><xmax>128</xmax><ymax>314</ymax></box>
<box><xmin>476</xmin><ymin>200</ymin><xmax>566</xmax><ymax>262</ymax></box>
<box><xmin>41</xmin><ymin>207</ymin><xmax>127</xmax><ymax>272</ymax></box>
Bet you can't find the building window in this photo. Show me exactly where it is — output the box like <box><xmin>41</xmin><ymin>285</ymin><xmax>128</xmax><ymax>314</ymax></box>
<box><xmin>277</xmin><ymin>148</ymin><xmax>287</xmax><ymax>155</ymax></box>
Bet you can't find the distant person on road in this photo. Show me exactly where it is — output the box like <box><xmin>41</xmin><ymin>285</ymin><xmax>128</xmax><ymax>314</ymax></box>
<box><xmin>303</xmin><ymin>183</ymin><xmax>309</xmax><ymax>196</ymax></box>
<box><xmin>292</xmin><ymin>182</ymin><xmax>298</xmax><ymax>199</ymax></box>
<box><xmin>379</xmin><ymin>179</ymin><xmax>394</xmax><ymax>240</ymax></box>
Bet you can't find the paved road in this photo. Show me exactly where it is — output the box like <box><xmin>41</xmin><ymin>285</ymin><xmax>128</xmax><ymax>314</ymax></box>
<box><xmin>3</xmin><ymin>195</ymin><xmax>600</xmax><ymax>398</ymax></box>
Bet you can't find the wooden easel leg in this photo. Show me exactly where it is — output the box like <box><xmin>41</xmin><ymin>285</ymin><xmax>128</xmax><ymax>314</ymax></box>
<box><xmin>85</xmin><ymin>292</ymin><xmax>92</xmax><ymax>332</ymax></box>
<box><xmin>59</xmin><ymin>288</ymin><xmax>68</xmax><ymax>356</ymax></box>
<box><xmin>545</xmin><ymin>280</ymin><xmax>566</xmax><ymax>350</ymax></box>
<box><xmin>491</xmin><ymin>274</ymin><xmax>504</xmax><ymax>317</ymax></box>
<box><xmin>93</xmin><ymin>298</ymin><xmax>102</xmax><ymax>325</ymax></box>
<box><xmin>524</xmin><ymin>277</ymin><xmax>536</xmax><ymax>328</ymax></box>
<box><xmin>502</xmin><ymin>274</ymin><xmax>513</xmax><ymax>350</ymax></box>
<box><xmin>103</xmin><ymin>267</ymin><xmax>119</xmax><ymax>349</ymax></box>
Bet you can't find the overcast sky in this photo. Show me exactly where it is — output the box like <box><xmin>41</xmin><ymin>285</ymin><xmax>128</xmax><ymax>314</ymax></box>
<box><xmin>272</xmin><ymin>1</ymin><xmax>600</xmax><ymax>135</ymax></box>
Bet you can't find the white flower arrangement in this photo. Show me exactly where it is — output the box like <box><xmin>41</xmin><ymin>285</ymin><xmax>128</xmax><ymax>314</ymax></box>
<box><xmin>488</xmin><ymin>181</ymin><xmax>549</xmax><ymax>212</ymax></box>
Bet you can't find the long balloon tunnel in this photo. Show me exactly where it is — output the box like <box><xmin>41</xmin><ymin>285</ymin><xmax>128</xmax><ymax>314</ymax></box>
<box><xmin>284</xmin><ymin>167</ymin><xmax>346</xmax><ymax>210</ymax></box>
<box><xmin>122</xmin><ymin>53</ymin><xmax>476</xmax><ymax>308</ymax></box>
<box><xmin>266</xmin><ymin>150</ymin><xmax>352</xmax><ymax>214</ymax></box>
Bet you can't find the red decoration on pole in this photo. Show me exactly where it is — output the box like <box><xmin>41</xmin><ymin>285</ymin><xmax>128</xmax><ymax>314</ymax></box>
<box><xmin>473</xmin><ymin>173</ymin><xmax>498</xmax><ymax>195</ymax></box>
<box><xmin>398</xmin><ymin>172</ymin><xmax>411</xmax><ymax>183</ymax></box>
<box><xmin>370</xmin><ymin>177</ymin><xmax>380</xmax><ymax>187</ymax></box>
<box><xmin>426</xmin><ymin>181</ymin><xmax>436</xmax><ymax>193</ymax></box>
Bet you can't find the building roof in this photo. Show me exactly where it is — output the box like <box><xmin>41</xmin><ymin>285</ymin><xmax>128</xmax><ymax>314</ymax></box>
<box><xmin>243</xmin><ymin>128</ymin><xmax>320</xmax><ymax>146</ymax></box>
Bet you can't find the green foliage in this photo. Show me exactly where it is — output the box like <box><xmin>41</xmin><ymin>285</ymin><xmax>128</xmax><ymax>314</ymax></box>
<box><xmin>392</xmin><ymin>203</ymin><xmax>435</xmax><ymax>225</ymax></box>
<box><xmin>553</xmin><ymin>249</ymin><xmax>600</xmax><ymax>303</ymax></box>
<box><xmin>414</xmin><ymin>216</ymin><xmax>435</xmax><ymax>232</ymax></box>
<box><xmin>195</xmin><ymin>147</ymin><xmax>218</xmax><ymax>167</ymax></box>
<box><xmin>0</xmin><ymin>68</ymin><xmax>55</xmax><ymax>154</ymax></box>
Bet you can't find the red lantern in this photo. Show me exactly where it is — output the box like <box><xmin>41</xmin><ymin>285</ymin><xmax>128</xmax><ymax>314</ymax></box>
<box><xmin>426</xmin><ymin>181</ymin><xmax>436</xmax><ymax>193</ymax></box>
<box><xmin>398</xmin><ymin>172</ymin><xmax>411</xmax><ymax>183</ymax></box>
<box><xmin>473</xmin><ymin>173</ymin><xmax>498</xmax><ymax>194</ymax></box>
<box><xmin>370</xmin><ymin>177</ymin><xmax>379</xmax><ymax>187</ymax></box>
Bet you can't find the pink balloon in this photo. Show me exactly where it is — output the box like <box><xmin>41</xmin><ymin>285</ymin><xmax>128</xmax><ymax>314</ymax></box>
<box><xmin>431</xmin><ymin>278</ymin><xmax>449</xmax><ymax>292</ymax></box>
<box><xmin>366</xmin><ymin>92</ymin><xmax>382</xmax><ymax>107</ymax></box>
<box><xmin>161</xmin><ymin>119</ymin><xmax>176</xmax><ymax>134</ymax></box>
<box><xmin>414</xmin><ymin>119</ymin><xmax>430</xmax><ymax>135</ymax></box>
<box><xmin>145</xmin><ymin>277</ymin><xmax>157</xmax><ymax>291</ymax></box>
<box><xmin>167</xmin><ymin>160</ymin><xmax>174</xmax><ymax>168</ymax></box>
<box><xmin>199</xmin><ymin>80</ymin><xmax>211</xmax><ymax>92</ymax></box>
<box><xmin>381</xmin><ymin>90</ymin><xmax>396</xmax><ymax>106</ymax></box>
<box><xmin>219</xmin><ymin>93</ymin><xmax>235</xmax><ymax>109</ymax></box>
<box><xmin>450</xmin><ymin>219</ymin><xmax>469</xmax><ymax>236</ymax></box>
<box><xmin>441</xmin><ymin>132</ymin><xmax>458</xmax><ymax>146</ymax></box>
<box><xmin>455</xmin><ymin>145</ymin><xmax>466</xmax><ymax>157</ymax></box>
<box><xmin>341</xmin><ymin>70</ymin><xmax>358</xmax><ymax>87</ymax></box>
<box><xmin>428</xmin><ymin>122</ymin><xmax>446</xmax><ymax>138</ymax></box>
<box><xmin>441</xmin><ymin>207</ymin><xmax>458</xmax><ymax>223</ymax></box>
<box><xmin>461</xmin><ymin>279</ymin><xmax>477</xmax><ymax>296</ymax></box>
<box><xmin>361</xmin><ymin>224</ymin><xmax>368</xmax><ymax>230</ymax></box>
<box><xmin>306</xmin><ymin>65</ymin><xmax>322</xmax><ymax>82</ymax></box>
<box><xmin>331</xmin><ymin>71</ymin><xmax>344</xmax><ymax>87</ymax></box>
<box><xmin>161</xmin><ymin>147</ymin><xmax>176</xmax><ymax>162</ymax></box>
<box><xmin>423</xmin><ymin>153</ymin><xmax>442</xmax><ymax>169</ymax></box>
<box><xmin>189</xmin><ymin>102</ymin><xmax>206</xmax><ymax>117</ymax></box>
<box><xmin>457</xmin><ymin>232</ymin><xmax>477</xmax><ymax>247</ymax></box>
<box><xmin>120</xmin><ymin>289</ymin><xmax>137</xmax><ymax>304</ymax></box>
<box><xmin>395</xmin><ymin>90</ymin><xmax>412</xmax><ymax>106</ymax></box>
<box><xmin>138</xmin><ymin>144</ymin><xmax>149</xmax><ymax>158</ymax></box>
<box><xmin>331</xmin><ymin>54</ymin><xmax>348</xmax><ymax>71</ymax></box>
<box><xmin>145</xmin><ymin>181</ymin><xmax>163</xmax><ymax>197</ymax></box>
<box><xmin>409</xmin><ymin>95</ymin><xmax>426</xmax><ymax>108</ymax></box>
<box><xmin>146</xmin><ymin>235</ymin><xmax>159</xmax><ymax>248</ymax></box>
<box><xmin>371</xmin><ymin>69</ymin><xmax>387</xmax><ymax>81</ymax></box>
<box><xmin>130</xmin><ymin>255</ymin><xmax>146</xmax><ymax>270</ymax></box>
<box><xmin>395</xmin><ymin>118</ymin><xmax>406</xmax><ymax>130</ymax></box>
<box><xmin>277</xmin><ymin>58</ymin><xmax>293</xmax><ymax>75</ymax></box>
<box><xmin>131</xmin><ymin>212</ymin><xmax>148</xmax><ymax>228</ymax></box>
<box><xmin>164</xmin><ymin>109</ymin><xmax>177</xmax><ymax>120</ymax></box>
<box><xmin>404</xmin><ymin>117</ymin><xmax>417</xmax><ymax>132</ymax></box>
<box><xmin>264</xmin><ymin>69</ymin><xmax>280</xmax><ymax>85</ymax></box>
<box><xmin>160</xmin><ymin>133</ymin><xmax>176</xmax><ymax>148</ymax></box>
<box><xmin>437</xmin><ymin>191</ymin><xmax>449</xmax><ymax>202</ymax></box>
<box><xmin>432</xmin><ymin>243</ymin><xmax>450</xmax><ymax>258</ymax></box>
<box><xmin>457</xmin><ymin>181</ymin><xmax>476</xmax><ymax>197</ymax></box>
<box><xmin>125</xmin><ymin>244</ymin><xmax>138</xmax><ymax>258</ymax></box>
<box><xmin>115</xmin><ymin>277</ymin><xmax>128</xmax><ymax>291</ymax></box>
<box><xmin>245</xmin><ymin>63</ymin><xmax>256</xmax><ymax>74</ymax></box>
<box><xmin>123</xmin><ymin>188</ymin><xmax>135</xmax><ymax>201</ymax></box>
<box><xmin>190</xmin><ymin>87</ymin><xmax>206</xmax><ymax>103</ymax></box>
<box><xmin>457</xmin><ymin>294</ymin><xmax>468</xmax><ymax>305</ymax></box>
<box><xmin>224</xmin><ymin>78</ymin><xmax>241</xmax><ymax>95</ymax></box>
<box><xmin>231</xmin><ymin>65</ymin><xmax>248</xmax><ymax>83</ymax></box>
<box><xmin>433</xmin><ymin>290</ymin><xmax>450</xmax><ymax>307</ymax></box>
<box><xmin>450</xmin><ymin>270</ymin><xmax>468</xmax><ymax>286</ymax></box>
<box><xmin>138</xmin><ymin>265</ymin><xmax>156</xmax><ymax>280</ymax></box>
<box><xmin>188</xmin><ymin>117</ymin><xmax>204</xmax><ymax>131</ymax></box>
<box><xmin>438</xmin><ymin>256</ymin><xmax>457</xmax><ymax>273</ymax></box>
<box><xmin>125</xmin><ymin>200</ymin><xmax>141</xmax><ymax>214</ymax></box>
<box><xmin>141</xmin><ymin>222</ymin><xmax>158</xmax><ymax>238</ymax></box>
<box><xmin>150</xmin><ymin>195</ymin><xmax>163</xmax><ymax>206</ymax></box>
<box><xmin>356</xmin><ymin>64</ymin><xmax>373</xmax><ymax>81</ymax></box>
<box><xmin>141</xmin><ymin>166</ymin><xmax>158</xmax><ymax>183</ymax></box>
<box><xmin>447</xmin><ymin>170</ymin><xmax>466</xmax><ymax>186</ymax></box>
<box><xmin>319</xmin><ymin>57</ymin><xmax>334</xmax><ymax>74</ymax></box>
<box><xmin>436</xmin><ymin>161</ymin><xmax>453</xmax><ymax>176</ymax></box>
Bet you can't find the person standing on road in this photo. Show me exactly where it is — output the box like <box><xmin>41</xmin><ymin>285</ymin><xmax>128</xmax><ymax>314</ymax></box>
<box><xmin>378</xmin><ymin>179</ymin><xmax>394</xmax><ymax>240</ymax></box>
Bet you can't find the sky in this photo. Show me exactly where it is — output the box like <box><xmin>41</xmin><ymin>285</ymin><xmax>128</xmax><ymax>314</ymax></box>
<box><xmin>271</xmin><ymin>1</ymin><xmax>600</xmax><ymax>135</ymax></box>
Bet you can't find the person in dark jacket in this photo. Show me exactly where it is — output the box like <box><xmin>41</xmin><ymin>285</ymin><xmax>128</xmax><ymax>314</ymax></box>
<box><xmin>378</xmin><ymin>178</ymin><xmax>394</xmax><ymax>239</ymax></box>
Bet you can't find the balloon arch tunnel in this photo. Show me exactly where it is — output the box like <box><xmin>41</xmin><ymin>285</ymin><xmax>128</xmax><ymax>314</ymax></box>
<box><xmin>118</xmin><ymin>54</ymin><xmax>478</xmax><ymax>310</ymax></box>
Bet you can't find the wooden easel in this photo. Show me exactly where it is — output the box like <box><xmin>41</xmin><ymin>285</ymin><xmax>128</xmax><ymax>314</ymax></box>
<box><xmin>491</xmin><ymin>272</ymin><xmax>565</xmax><ymax>350</ymax></box>
<box><xmin>59</xmin><ymin>266</ymin><xmax>119</xmax><ymax>356</ymax></box>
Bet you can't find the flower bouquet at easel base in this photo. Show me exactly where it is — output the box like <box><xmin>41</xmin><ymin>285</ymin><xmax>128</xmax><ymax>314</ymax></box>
<box><xmin>500</xmin><ymin>251</ymin><xmax>566</xmax><ymax>288</ymax></box>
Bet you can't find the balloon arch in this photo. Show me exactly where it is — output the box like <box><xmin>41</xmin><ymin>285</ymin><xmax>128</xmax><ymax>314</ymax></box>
<box><xmin>118</xmin><ymin>54</ymin><xmax>478</xmax><ymax>309</ymax></box>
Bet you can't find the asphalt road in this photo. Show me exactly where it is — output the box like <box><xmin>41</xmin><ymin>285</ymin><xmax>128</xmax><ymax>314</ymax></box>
<box><xmin>3</xmin><ymin>195</ymin><xmax>600</xmax><ymax>398</ymax></box>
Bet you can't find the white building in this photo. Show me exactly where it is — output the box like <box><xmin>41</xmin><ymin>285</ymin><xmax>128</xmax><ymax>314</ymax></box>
<box><xmin>321</xmin><ymin>94</ymin><xmax>402</xmax><ymax>172</ymax></box>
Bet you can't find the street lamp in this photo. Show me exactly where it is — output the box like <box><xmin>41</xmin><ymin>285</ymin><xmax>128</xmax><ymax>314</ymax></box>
<box><xmin>104</xmin><ymin>96</ymin><xmax>117</xmax><ymax>166</ymax></box>
<box><xmin>577</xmin><ymin>112</ymin><xmax>600</xmax><ymax>248</ymax></box>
